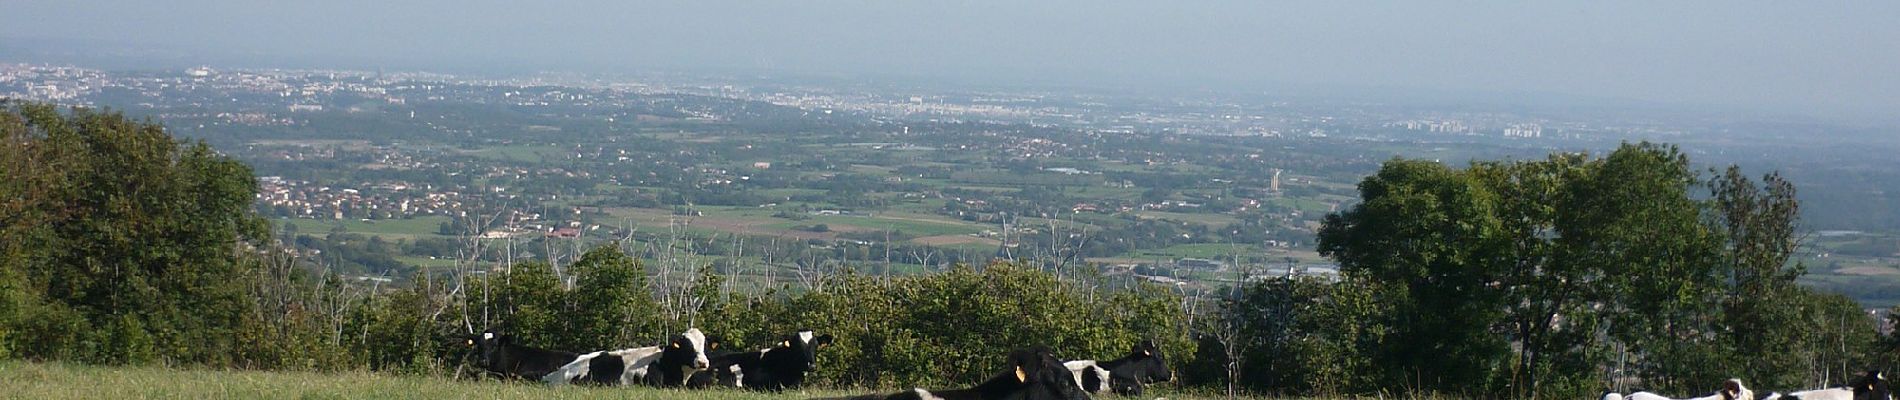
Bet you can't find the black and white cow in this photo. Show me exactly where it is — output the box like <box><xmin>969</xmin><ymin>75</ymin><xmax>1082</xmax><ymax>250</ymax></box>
<box><xmin>1063</xmin><ymin>340</ymin><xmax>1172</xmax><ymax>396</ymax></box>
<box><xmin>1769</xmin><ymin>370</ymin><xmax>1891</xmax><ymax>400</ymax></box>
<box><xmin>543</xmin><ymin>328</ymin><xmax>718</xmax><ymax>387</ymax></box>
<box><xmin>690</xmin><ymin>329</ymin><xmax>836</xmax><ymax>391</ymax></box>
<box><xmin>814</xmin><ymin>346</ymin><xmax>1091</xmax><ymax>400</ymax></box>
<box><xmin>467</xmin><ymin>329</ymin><xmax>582</xmax><ymax>381</ymax></box>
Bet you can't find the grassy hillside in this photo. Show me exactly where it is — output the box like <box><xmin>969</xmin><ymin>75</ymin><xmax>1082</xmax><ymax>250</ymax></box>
<box><xmin>0</xmin><ymin>362</ymin><xmax>835</xmax><ymax>399</ymax></box>
<box><xmin>0</xmin><ymin>362</ymin><xmax>1238</xmax><ymax>400</ymax></box>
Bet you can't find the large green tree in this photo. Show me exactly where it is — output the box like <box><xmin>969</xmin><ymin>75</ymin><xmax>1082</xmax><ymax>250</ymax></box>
<box><xmin>562</xmin><ymin>245</ymin><xmax>660</xmax><ymax>351</ymax></box>
<box><xmin>1318</xmin><ymin>158</ymin><xmax>1515</xmax><ymax>396</ymax></box>
<box><xmin>1314</xmin><ymin>142</ymin><xmax>1857</xmax><ymax>398</ymax></box>
<box><xmin>0</xmin><ymin>103</ymin><xmax>270</xmax><ymax>364</ymax></box>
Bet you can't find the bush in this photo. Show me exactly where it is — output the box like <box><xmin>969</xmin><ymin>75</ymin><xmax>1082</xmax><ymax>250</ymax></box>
<box><xmin>0</xmin><ymin>104</ymin><xmax>268</xmax><ymax>366</ymax></box>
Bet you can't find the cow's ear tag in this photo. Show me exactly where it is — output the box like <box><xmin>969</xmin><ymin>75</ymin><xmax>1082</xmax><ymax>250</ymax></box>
<box><xmin>781</xmin><ymin>341</ymin><xmax>791</xmax><ymax>348</ymax></box>
<box><xmin>671</xmin><ymin>342</ymin><xmax>681</xmax><ymax>349</ymax></box>
<box><xmin>709</xmin><ymin>342</ymin><xmax>718</xmax><ymax>350</ymax></box>
<box><xmin>1014</xmin><ymin>366</ymin><xmax>1027</xmax><ymax>383</ymax></box>
<box><xmin>1142</xmin><ymin>350</ymin><xmax>1151</xmax><ymax>356</ymax></box>
<box><xmin>465</xmin><ymin>339</ymin><xmax>475</xmax><ymax>346</ymax></box>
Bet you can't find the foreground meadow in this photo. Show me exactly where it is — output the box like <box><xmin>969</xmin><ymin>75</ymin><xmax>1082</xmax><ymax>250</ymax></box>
<box><xmin>0</xmin><ymin>361</ymin><xmax>1243</xmax><ymax>400</ymax></box>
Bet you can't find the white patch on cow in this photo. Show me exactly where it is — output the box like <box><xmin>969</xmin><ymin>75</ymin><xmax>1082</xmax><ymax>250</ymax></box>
<box><xmin>1724</xmin><ymin>378</ymin><xmax>1753</xmax><ymax>400</ymax></box>
<box><xmin>728</xmin><ymin>364</ymin><xmax>745</xmax><ymax>388</ymax></box>
<box><xmin>797</xmin><ymin>330</ymin><xmax>815</xmax><ymax>345</ymax></box>
<box><xmin>1787</xmin><ymin>388</ymin><xmax>1854</xmax><ymax>400</ymax></box>
<box><xmin>544</xmin><ymin>350</ymin><xmax>609</xmax><ymax>386</ymax></box>
<box><xmin>611</xmin><ymin>346</ymin><xmax>666</xmax><ymax>385</ymax></box>
<box><xmin>1625</xmin><ymin>392</ymin><xmax>1673</xmax><ymax>400</ymax></box>
<box><xmin>911</xmin><ymin>388</ymin><xmax>945</xmax><ymax>400</ymax></box>
<box><xmin>1062</xmin><ymin>360</ymin><xmax>1109</xmax><ymax>393</ymax></box>
<box><xmin>1600</xmin><ymin>393</ymin><xmax>1623</xmax><ymax>400</ymax></box>
<box><xmin>544</xmin><ymin>346</ymin><xmax>673</xmax><ymax>386</ymax></box>
<box><xmin>683</xmin><ymin>328</ymin><xmax>710</xmax><ymax>368</ymax></box>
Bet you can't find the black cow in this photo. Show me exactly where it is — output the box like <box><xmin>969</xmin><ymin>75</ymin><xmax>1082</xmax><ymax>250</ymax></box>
<box><xmin>468</xmin><ymin>330</ymin><xmax>581</xmax><ymax>381</ymax></box>
<box><xmin>690</xmin><ymin>329</ymin><xmax>836</xmax><ymax>391</ymax></box>
<box><xmin>1063</xmin><ymin>340</ymin><xmax>1172</xmax><ymax>396</ymax></box>
<box><xmin>814</xmin><ymin>346</ymin><xmax>1090</xmax><ymax>400</ymax></box>
<box><xmin>543</xmin><ymin>328</ymin><xmax>717</xmax><ymax>387</ymax></box>
<box><xmin>687</xmin><ymin>349</ymin><xmax>746</xmax><ymax>388</ymax></box>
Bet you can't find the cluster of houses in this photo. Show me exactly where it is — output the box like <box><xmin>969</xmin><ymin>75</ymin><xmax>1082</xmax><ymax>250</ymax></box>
<box><xmin>256</xmin><ymin>176</ymin><xmax>468</xmax><ymax>220</ymax></box>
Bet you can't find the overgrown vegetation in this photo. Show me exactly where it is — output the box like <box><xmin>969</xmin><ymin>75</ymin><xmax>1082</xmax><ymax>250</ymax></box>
<box><xmin>3</xmin><ymin>104</ymin><xmax>1896</xmax><ymax>399</ymax></box>
<box><xmin>1204</xmin><ymin>144</ymin><xmax>1886</xmax><ymax>398</ymax></box>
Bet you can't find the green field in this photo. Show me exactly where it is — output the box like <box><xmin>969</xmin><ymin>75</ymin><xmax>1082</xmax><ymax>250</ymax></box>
<box><xmin>1132</xmin><ymin>210</ymin><xmax>1241</xmax><ymax>226</ymax></box>
<box><xmin>767</xmin><ymin>213</ymin><xmax>983</xmax><ymax>237</ymax></box>
<box><xmin>276</xmin><ymin>216</ymin><xmax>451</xmax><ymax>239</ymax></box>
<box><xmin>394</xmin><ymin>255</ymin><xmax>459</xmax><ymax>269</ymax></box>
<box><xmin>0</xmin><ymin>362</ymin><xmax>1247</xmax><ymax>400</ymax></box>
<box><xmin>1130</xmin><ymin>243</ymin><xmax>1260</xmax><ymax>259</ymax></box>
<box><xmin>1266</xmin><ymin>197</ymin><xmax>1336</xmax><ymax>214</ymax></box>
<box><xmin>468</xmin><ymin>144</ymin><xmax>569</xmax><ymax>162</ymax></box>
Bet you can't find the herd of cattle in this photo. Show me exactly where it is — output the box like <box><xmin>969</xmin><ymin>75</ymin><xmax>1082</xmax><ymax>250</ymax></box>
<box><xmin>466</xmin><ymin>327</ymin><xmax>1171</xmax><ymax>399</ymax></box>
<box><xmin>1602</xmin><ymin>372</ymin><xmax>1893</xmax><ymax>400</ymax></box>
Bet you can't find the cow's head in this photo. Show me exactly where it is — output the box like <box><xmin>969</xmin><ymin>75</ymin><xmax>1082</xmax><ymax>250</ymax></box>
<box><xmin>775</xmin><ymin>329</ymin><xmax>835</xmax><ymax>373</ymax></box>
<box><xmin>470</xmin><ymin>329</ymin><xmax>504</xmax><ymax>368</ymax></box>
<box><xmin>1006</xmin><ymin>346</ymin><xmax>1091</xmax><ymax>400</ymax></box>
<box><xmin>1853</xmin><ymin>370</ymin><xmax>1890</xmax><ymax>400</ymax></box>
<box><xmin>1125</xmin><ymin>339</ymin><xmax>1172</xmax><ymax>384</ymax></box>
<box><xmin>1717</xmin><ymin>378</ymin><xmax>1750</xmax><ymax>400</ymax></box>
<box><xmin>661</xmin><ymin>328</ymin><xmax>716</xmax><ymax>371</ymax></box>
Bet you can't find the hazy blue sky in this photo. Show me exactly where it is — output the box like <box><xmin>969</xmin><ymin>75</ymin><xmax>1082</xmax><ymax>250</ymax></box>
<box><xmin>4</xmin><ymin>1</ymin><xmax>1897</xmax><ymax>122</ymax></box>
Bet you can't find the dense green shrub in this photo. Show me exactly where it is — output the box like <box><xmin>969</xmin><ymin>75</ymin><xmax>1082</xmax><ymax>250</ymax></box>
<box><xmin>0</xmin><ymin>103</ymin><xmax>269</xmax><ymax>365</ymax></box>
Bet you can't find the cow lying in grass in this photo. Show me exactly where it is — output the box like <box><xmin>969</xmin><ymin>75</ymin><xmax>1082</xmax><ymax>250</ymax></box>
<box><xmin>1063</xmin><ymin>340</ymin><xmax>1172</xmax><ymax>396</ymax></box>
<box><xmin>690</xmin><ymin>329</ymin><xmax>835</xmax><ymax>391</ymax></box>
<box><xmin>812</xmin><ymin>346</ymin><xmax>1090</xmax><ymax>400</ymax></box>
<box><xmin>543</xmin><ymin>328</ymin><xmax>718</xmax><ymax>387</ymax></box>
<box><xmin>468</xmin><ymin>330</ymin><xmax>580</xmax><ymax>381</ymax></box>
<box><xmin>1605</xmin><ymin>378</ymin><xmax>1751</xmax><ymax>400</ymax></box>
<box><xmin>1763</xmin><ymin>370</ymin><xmax>1890</xmax><ymax>400</ymax></box>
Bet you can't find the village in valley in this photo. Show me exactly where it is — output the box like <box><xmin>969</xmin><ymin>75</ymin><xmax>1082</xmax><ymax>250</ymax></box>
<box><xmin>9</xmin><ymin>62</ymin><xmax>1900</xmax><ymax>305</ymax></box>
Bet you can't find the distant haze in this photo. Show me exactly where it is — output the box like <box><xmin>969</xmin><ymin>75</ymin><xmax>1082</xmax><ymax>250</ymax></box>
<box><xmin>4</xmin><ymin>1</ymin><xmax>1898</xmax><ymax>124</ymax></box>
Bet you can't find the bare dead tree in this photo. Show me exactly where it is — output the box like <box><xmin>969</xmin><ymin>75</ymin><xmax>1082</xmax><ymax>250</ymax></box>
<box><xmin>450</xmin><ymin>210</ymin><xmax>504</xmax><ymax>333</ymax></box>
<box><xmin>883</xmin><ymin>229</ymin><xmax>892</xmax><ymax>281</ymax></box>
<box><xmin>725</xmin><ymin>234</ymin><xmax>743</xmax><ymax>302</ymax></box>
<box><xmin>908</xmin><ymin>247</ymin><xmax>940</xmax><ymax>273</ymax></box>
<box><xmin>1208</xmin><ymin>261</ymin><xmax>1257</xmax><ymax>399</ymax></box>
<box><xmin>763</xmin><ymin>236</ymin><xmax>781</xmax><ymax>288</ymax></box>
<box><xmin>1042</xmin><ymin>213</ymin><xmax>1093</xmax><ymax>278</ymax></box>
<box><xmin>998</xmin><ymin>214</ymin><xmax>1015</xmax><ymax>261</ymax></box>
<box><xmin>794</xmin><ymin>249</ymin><xmax>831</xmax><ymax>292</ymax></box>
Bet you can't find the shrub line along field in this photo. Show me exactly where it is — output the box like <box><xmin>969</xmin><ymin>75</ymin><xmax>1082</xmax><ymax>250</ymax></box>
<box><xmin>0</xmin><ymin>361</ymin><xmax>1246</xmax><ymax>400</ymax></box>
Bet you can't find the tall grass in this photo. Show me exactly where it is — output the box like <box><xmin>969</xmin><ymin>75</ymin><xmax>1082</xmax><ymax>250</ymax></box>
<box><xmin>0</xmin><ymin>362</ymin><xmax>824</xmax><ymax>400</ymax></box>
<box><xmin>0</xmin><ymin>361</ymin><xmax>1254</xmax><ymax>400</ymax></box>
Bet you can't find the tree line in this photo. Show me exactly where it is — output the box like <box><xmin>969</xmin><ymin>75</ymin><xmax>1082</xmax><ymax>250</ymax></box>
<box><xmin>1199</xmin><ymin>145</ymin><xmax>1888</xmax><ymax>398</ymax></box>
<box><xmin>2</xmin><ymin>103</ymin><xmax>1896</xmax><ymax>399</ymax></box>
